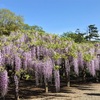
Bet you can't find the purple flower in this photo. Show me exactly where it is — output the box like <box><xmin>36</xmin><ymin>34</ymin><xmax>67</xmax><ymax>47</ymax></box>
<box><xmin>0</xmin><ymin>69</ymin><xmax>8</xmax><ymax>97</ymax></box>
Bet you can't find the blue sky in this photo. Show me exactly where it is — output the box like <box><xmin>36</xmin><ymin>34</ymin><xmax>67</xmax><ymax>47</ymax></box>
<box><xmin>0</xmin><ymin>0</ymin><xmax>100</xmax><ymax>35</ymax></box>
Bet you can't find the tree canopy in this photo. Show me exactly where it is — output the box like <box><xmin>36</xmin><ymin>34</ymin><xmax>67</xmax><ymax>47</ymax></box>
<box><xmin>62</xmin><ymin>26</ymin><xmax>100</xmax><ymax>43</ymax></box>
<box><xmin>0</xmin><ymin>9</ymin><xmax>24</xmax><ymax>35</ymax></box>
<box><xmin>61</xmin><ymin>30</ymin><xmax>85</xmax><ymax>43</ymax></box>
<box><xmin>85</xmin><ymin>24</ymin><xmax>99</xmax><ymax>41</ymax></box>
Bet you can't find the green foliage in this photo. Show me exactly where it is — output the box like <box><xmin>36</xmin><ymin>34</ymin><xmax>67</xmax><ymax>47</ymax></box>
<box><xmin>54</xmin><ymin>65</ymin><xmax>61</xmax><ymax>70</ymax></box>
<box><xmin>15</xmin><ymin>69</ymin><xmax>30</xmax><ymax>80</ymax></box>
<box><xmin>61</xmin><ymin>54</ymin><xmax>67</xmax><ymax>59</ymax></box>
<box><xmin>85</xmin><ymin>24</ymin><xmax>99</xmax><ymax>41</ymax></box>
<box><xmin>0</xmin><ymin>9</ymin><xmax>24</xmax><ymax>35</ymax></box>
<box><xmin>68</xmin><ymin>43</ymin><xmax>78</xmax><ymax>58</ymax></box>
<box><xmin>83</xmin><ymin>53</ymin><xmax>94</xmax><ymax>62</ymax></box>
<box><xmin>0</xmin><ymin>66</ymin><xmax>5</xmax><ymax>72</ymax></box>
<box><xmin>47</xmin><ymin>43</ymin><xmax>60</xmax><ymax>49</ymax></box>
<box><xmin>22</xmin><ymin>24</ymin><xmax>45</xmax><ymax>32</ymax></box>
<box><xmin>61</xmin><ymin>31</ymin><xmax>85</xmax><ymax>43</ymax></box>
<box><xmin>21</xmin><ymin>44</ymin><xmax>30</xmax><ymax>52</ymax></box>
<box><xmin>31</xmin><ymin>25</ymin><xmax>45</xmax><ymax>32</ymax></box>
<box><xmin>22</xmin><ymin>24</ymin><xmax>31</xmax><ymax>30</ymax></box>
<box><xmin>24</xmin><ymin>74</ymin><xmax>30</xmax><ymax>80</ymax></box>
<box><xmin>35</xmin><ymin>39</ymin><xmax>45</xmax><ymax>46</ymax></box>
<box><xmin>15</xmin><ymin>71</ymin><xmax>21</xmax><ymax>77</ymax></box>
<box><xmin>53</xmin><ymin>52</ymin><xmax>61</xmax><ymax>60</ymax></box>
<box><xmin>15</xmin><ymin>69</ymin><xmax>24</xmax><ymax>77</ymax></box>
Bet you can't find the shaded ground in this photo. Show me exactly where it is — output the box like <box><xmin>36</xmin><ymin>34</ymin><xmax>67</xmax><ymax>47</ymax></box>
<box><xmin>4</xmin><ymin>80</ymin><xmax>100</xmax><ymax>100</ymax></box>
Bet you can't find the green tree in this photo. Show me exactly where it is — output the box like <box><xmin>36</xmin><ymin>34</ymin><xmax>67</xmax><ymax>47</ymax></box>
<box><xmin>23</xmin><ymin>24</ymin><xmax>31</xmax><ymax>30</ymax></box>
<box><xmin>22</xmin><ymin>24</ymin><xmax>45</xmax><ymax>33</ymax></box>
<box><xmin>0</xmin><ymin>9</ymin><xmax>24</xmax><ymax>35</ymax></box>
<box><xmin>61</xmin><ymin>30</ymin><xmax>85</xmax><ymax>43</ymax></box>
<box><xmin>85</xmin><ymin>24</ymin><xmax>99</xmax><ymax>41</ymax></box>
<box><xmin>30</xmin><ymin>25</ymin><xmax>45</xmax><ymax>32</ymax></box>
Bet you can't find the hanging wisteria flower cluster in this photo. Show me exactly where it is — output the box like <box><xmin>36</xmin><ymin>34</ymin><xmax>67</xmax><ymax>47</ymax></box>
<box><xmin>0</xmin><ymin>67</ymin><xmax>8</xmax><ymax>97</ymax></box>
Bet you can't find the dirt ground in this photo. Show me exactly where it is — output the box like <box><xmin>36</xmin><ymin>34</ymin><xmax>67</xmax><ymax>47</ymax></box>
<box><xmin>5</xmin><ymin>80</ymin><xmax>100</xmax><ymax>100</ymax></box>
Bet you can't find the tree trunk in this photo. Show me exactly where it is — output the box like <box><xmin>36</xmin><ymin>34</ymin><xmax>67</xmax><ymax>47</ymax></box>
<box><xmin>66</xmin><ymin>71</ymin><xmax>70</xmax><ymax>87</ymax></box>
<box><xmin>15</xmin><ymin>94</ymin><xmax>19</xmax><ymax>100</ymax></box>
<box><xmin>65</xmin><ymin>59</ymin><xmax>70</xmax><ymax>87</ymax></box>
<box><xmin>83</xmin><ymin>68</ymin><xmax>86</xmax><ymax>83</ymax></box>
<box><xmin>96</xmin><ymin>71</ymin><xmax>99</xmax><ymax>82</ymax></box>
<box><xmin>14</xmin><ymin>75</ymin><xmax>19</xmax><ymax>100</ymax></box>
<box><xmin>40</xmin><ymin>75</ymin><xmax>43</xmax><ymax>86</ymax></box>
<box><xmin>35</xmin><ymin>72</ymin><xmax>39</xmax><ymax>86</ymax></box>
<box><xmin>45</xmin><ymin>78</ymin><xmax>48</xmax><ymax>93</ymax></box>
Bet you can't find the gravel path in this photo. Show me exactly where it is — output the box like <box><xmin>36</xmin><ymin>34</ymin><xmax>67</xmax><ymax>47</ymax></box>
<box><xmin>20</xmin><ymin>83</ymin><xmax>100</xmax><ymax>100</ymax></box>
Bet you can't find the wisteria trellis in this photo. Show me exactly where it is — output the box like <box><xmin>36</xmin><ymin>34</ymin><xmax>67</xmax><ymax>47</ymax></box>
<box><xmin>0</xmin><ymin>31</ymin><xmax>100</xmax><ymax>99</ymax></box>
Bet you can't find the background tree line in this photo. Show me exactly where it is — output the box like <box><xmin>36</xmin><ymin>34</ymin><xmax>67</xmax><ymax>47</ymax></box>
<box><xmin>62</xmin><ymin>25</ymin><xmax>100</xmax><ymax>43</ymax></box>
<box><xmin>0</xmin><ymin>8</ymin><xmax>100</xmax><ymax>42</ymax></box>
